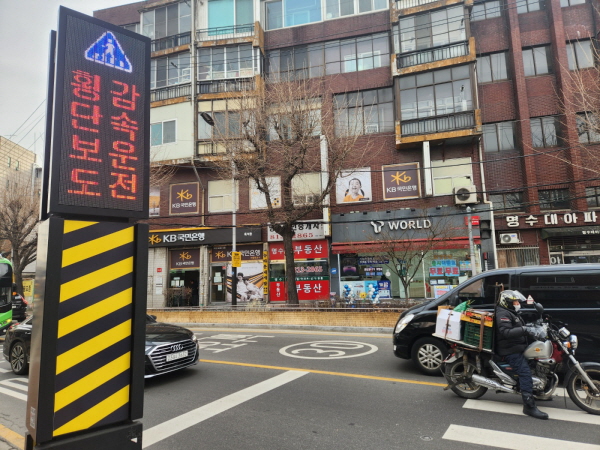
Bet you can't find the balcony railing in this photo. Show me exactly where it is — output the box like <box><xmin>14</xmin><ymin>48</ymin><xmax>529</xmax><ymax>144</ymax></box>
<box><xmin>151</xmin><ymin>32</ymin><xmax>192</xmax><ymax>52</ymax></box>
<box><xmin>397</xmin><ymin>41</ymin><xmax>470</xmax><ymax>69</ymax></box>
<box><xmin>197</xmin><ymin>141</ymin><xmax>226</xmax><ymax>156</ymax></box>
<box><xmin>196</xmin><ymin>23</ymin><xmax>255</xmax><ymax>42</ymax></box>
<box><xmin>198</xmin><ymin>78</ymin><xmax>256</xmax><ymax>94</ymax></box>
<box><xmin>396</xmin><ymin>0</ymin><xmax>441</xmax><ymax>9</ymax></box>
<box><xmin>401</xmin><ymin>111</ymin><xmax>475</xmax><ymax>136</ymax></box>
<box><xmin>151</xmin><ymin>83</ymin><xmax>191</xmax><ymax>102</ymax></box>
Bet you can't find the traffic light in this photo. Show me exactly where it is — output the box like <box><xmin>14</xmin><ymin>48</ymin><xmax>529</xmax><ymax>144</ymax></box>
<box><xmin>479</xmin><ymin>220</ymin><xmax>492</xmax><ymax>239</ymax></box>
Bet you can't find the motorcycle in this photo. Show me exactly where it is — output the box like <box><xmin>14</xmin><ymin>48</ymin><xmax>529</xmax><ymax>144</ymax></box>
<box><xmin>441</xmin><ymin>302</ymin><xmax>600</xmax><ymax>415</ymax></box>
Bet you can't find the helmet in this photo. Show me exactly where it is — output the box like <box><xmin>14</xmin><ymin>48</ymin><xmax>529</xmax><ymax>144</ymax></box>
<box><xmin>498</xmin><ymin>290</ymin><xmax>527</xmax><ymax>310</ymax></box>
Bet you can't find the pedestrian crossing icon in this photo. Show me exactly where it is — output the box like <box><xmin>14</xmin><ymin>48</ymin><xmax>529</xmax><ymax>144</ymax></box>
<box><xmin>85</xmin><ymin>31</ymin><xmax>132</xmax><ymax>73</ymax></box>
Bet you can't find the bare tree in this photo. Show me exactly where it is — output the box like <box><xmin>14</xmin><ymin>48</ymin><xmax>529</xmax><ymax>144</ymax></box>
<box><xmin>207</xmin><ymin>76</ymin><xmax>376</xmax><ymax>304</ymax></box>
<box><xmin>0</xmin><ymin>174</ymin><xmax>39</xmax><ymax>294</ymax></box>
<box><xmin>360</xmin><ymin>212</ymin><xmax>462</xmax><ymax>299</ymax></box>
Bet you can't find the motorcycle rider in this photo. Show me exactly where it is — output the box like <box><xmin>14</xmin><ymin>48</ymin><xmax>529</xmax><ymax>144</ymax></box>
<box><xmin>496</xmin><ymin>290</ymin><xmax>549</xmax><ymax>420</ymax></box>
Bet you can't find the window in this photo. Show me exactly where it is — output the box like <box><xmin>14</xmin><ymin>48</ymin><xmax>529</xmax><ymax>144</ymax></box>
<box><xmin>399</xmin><ymin>65</ymin><xmax>473</xmax><ymax>120</ymax></box>
<box><xmin>142</xmin><ymin>2</ymin><xmax>191</xmax><ymax>39</ymax></box>
<box><xmin>490</xmin><ymin>192</ymin><xmax>524</xmax><ymax>212</ymax></box>
<box><xmin>471</xmin><ymin>1</ymin><xmax>501</xmax><ymax>21</ymax></box>
<box><xmin>151</xmin><ymin>120</ymin><xmax>176</xmax><ymax>146</ymax></box>
<box><xmin>267</xmin><ymin>101</ymin><xmax>322</xmax><ymax>140</ymax></box>
<box><xmin>539</xmin><ymin>188</ymin><xmax>570</xmax><ymax>210</ymax></box>
<box><xmin>267</xmin><ymin>33</ymin><xmax>389</xmax><ymax>80</ymax></box>
<box><xmin>398</xmin><ymin>6</ymin><xmax>466</xmax><ymax>53</ymax></box>
<box><xmin>516</xmin><ymin>0</ymin><xmax>543</xmax><ymax>13</ymax></box>
<box><xmin>334</xmin><ymin>87</ymin><xmax>394</xmax><ymax>136</ymax></box>
<box><xmin>477</xmin><ymin>52</ymin><xmax>508</xmax><ymax>82</ymax></box>
<box><xmin>7</xmin><ymin>157</ymin><xmax>10</xmax><ymax>168</ymax></box>
<box><xmin>522</xmin><ymin>46</ymin><xmax>552</xmax><ymax>76</ymax></box>
<box><xmin>265</xmin><ymin>0</ymin><xmax>322</xmax><ymax>30</ymax></box>
<box><xmin>431</xmin><ymin>157</ymin><xmax>473</xmax><ymax>196</ymax></box>
<box><xmin>456</xmin><ymin>274</ymin><xmax>509</xmax><ymax>306</ymax></box>
<box><xmin>483</xmin><ymin>122</ymin><xmax>515</xmax><ymax>152</ymax></box>
<box><xmin>208</xmin><ymin>179</ymin><xmax>236</xmax><ymax>212</ymax></box>
<box><xmin>15</xmin><ymin>161</ymin><xmax>19</xmax><ymax>171</ymax></box>
<box><xmin>122</xmin><ymin>23</ymin><xmax>140</xmax><ymax>34</ymax></box>
<box><xmin>576</xmin><ymin>113</ymin><xmax>600</xmax><ymax>143</ymax></box>
<box><xmin>566</xmin><ymin>40</ymin><xmax>594</xmax><ymax>70</ymax></box>
<box><xmin>530</xmin><ymin>116</ymin><xmax>558</xmax><ymax>147</ymax></box>
<box><xmin>560</xmin><ymin>0</ymin><xmax>585</xmax><ymax>6</ymax></box>
<box><xmin>198</xmin><ymin>99</ymin><xmax>246</xmax><ymax>139</ymax></box>
<box><xmin>292</xmin><ymin>173</ymin><xmax>322</xmax><ymax>205</ymax></box>
<box><xmin>586</xmin><ymin>186</ymin><xmax>600</xmax><ymax>208</ymax></box>
<box><xmin>325</xmin><ymin>0</ymin><xmax>386</xmax><ymax>18</ymax></box>
<box><xmin>151</xmin><ymin>53</ymin><xmax>191</xmax><ymax>88</ymax></box>
<box><xmin>208</xmin><ymin>0</ymin><xmax>253</xmax><ymax>34</ymax></box>
<box><xmin>198</xmin><ymin>44</ymin><xmax>256</xmax><ymax>80</ymax></box>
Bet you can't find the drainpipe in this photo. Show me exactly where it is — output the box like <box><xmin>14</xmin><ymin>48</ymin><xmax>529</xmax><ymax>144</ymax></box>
<box><xmin>478</xmin><ymin>138</ymin><xmax>498</xmax><ymax>269</ymax></box>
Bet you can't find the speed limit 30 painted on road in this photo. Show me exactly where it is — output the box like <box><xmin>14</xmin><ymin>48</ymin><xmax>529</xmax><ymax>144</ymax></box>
<box><xmin>279</xmin><ymin>341</ymin><xmax>378</xmax><ymax>359</ymax></box>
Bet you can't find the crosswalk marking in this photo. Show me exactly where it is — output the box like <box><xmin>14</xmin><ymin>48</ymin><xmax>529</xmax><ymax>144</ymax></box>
<box><xmin>0</xmin><ymin>386</ymin><xmax>26</xmax><ymax>401</ymax></box>
<box><xmin>0</xmin><ymin>368</ymin><xmax>10</xmax><ymax>373</ymax></box>
<box><xmin>463</xmin><ymin>399</ymin><xmax>600</xmax><ymax>426</ymax></box>
<box><xmin>0</xmin><ymin>378</ymin><xmax>28</xmax><ymax>392</ymax></box>
<box><xmin>443</xmin><ymin>424</ymin><xmax>600</xmax><ymax>450</ymax></box>
<box><xmin>143</xmin><ymin>370</ymin><xmax>309</xmax><ymax>449</ymax></box>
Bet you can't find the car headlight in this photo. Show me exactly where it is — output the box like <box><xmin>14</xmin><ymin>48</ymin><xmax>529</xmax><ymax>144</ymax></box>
<box><xmin>192</xmin><ymin>334</ymin><xmax>198</xmax><ymax>343</ymax></box>
<box><xmin>395</xmin><ymin>314</ymin><xmax>414</xmax><ymax>334</ymax></box>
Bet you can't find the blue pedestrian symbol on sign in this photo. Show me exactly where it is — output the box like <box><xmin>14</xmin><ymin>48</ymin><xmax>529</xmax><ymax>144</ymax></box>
<box><xmin>85</xmin><ymin>32</ymin><xmax>132</xmax><ymax>73</ymax></box>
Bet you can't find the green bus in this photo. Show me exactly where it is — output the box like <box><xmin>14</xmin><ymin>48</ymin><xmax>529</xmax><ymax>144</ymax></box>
<box><xmin>0</xmin><ymin>256</ymin><xmax>13</xmax><ymax>333</ymax></box>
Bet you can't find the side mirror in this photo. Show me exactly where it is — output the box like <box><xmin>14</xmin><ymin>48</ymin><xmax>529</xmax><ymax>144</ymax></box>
<box><xmin>534</xmin><ymin>302</ymin><xmax>544</xmax><ymax>316</ymax></box>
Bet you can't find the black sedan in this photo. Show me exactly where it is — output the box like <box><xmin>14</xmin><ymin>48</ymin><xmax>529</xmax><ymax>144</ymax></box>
<box><xmin>3</xmin><ymin>315</ymin><xmax>199</xmax><ymax>377</ymax></box>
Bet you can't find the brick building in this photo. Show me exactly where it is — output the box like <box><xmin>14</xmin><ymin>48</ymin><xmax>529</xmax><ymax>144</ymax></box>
<box><xmin>94</xmin><ymin>0</ymin><xmax>599</xmax><ymax>305</ymax></box>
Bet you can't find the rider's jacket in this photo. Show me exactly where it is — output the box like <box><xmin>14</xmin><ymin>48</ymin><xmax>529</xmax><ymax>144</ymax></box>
<box><xmin>495</xmin><ymin>306</ymin><xmax>528</xmax><ymax>356</ymax></box>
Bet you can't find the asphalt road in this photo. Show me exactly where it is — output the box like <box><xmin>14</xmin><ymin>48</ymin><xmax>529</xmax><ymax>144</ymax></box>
<box><xmin>1</xmin><ymin>327</ymin><xmax>599</xmax><ymax>450</ymax></box>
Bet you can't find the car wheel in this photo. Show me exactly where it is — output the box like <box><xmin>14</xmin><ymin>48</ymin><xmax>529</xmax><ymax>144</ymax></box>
<box><xmin>10</xmin><ymin>342</ymin><xmax>29</xmax><ymax>375</ymax></box>
<box><xmin>411</xmin><ymin>337</ymin><xmax>448</xmax><ymax>376</ymax></box>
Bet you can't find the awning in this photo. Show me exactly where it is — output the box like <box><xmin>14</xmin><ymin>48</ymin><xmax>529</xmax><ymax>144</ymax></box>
<box><xmin>541</xmin><ymin>226</ymin><xmax>600</xmax><ymax>239</ymax></box>
<box><xmin>331</xmin><ymin>237</ymin><xmax>479</xmax><ymax>254</ymax></box>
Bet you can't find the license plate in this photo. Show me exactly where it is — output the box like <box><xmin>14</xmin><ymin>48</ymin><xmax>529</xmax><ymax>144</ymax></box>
<box><xmin>166</xmin><ymin>350</ymin><xmax>188</xmax><ymax>362</ymax></box>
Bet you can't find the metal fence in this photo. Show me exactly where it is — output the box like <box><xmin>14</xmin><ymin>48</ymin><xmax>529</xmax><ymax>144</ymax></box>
<box><xmin>196</xmin><ymin>23</ymin><xmax>254</xmax><ymax>42</ymax></box>
<box><xmin>151</xmin><ymin>83</ymin><xmax>191</xmax><ymax>102</ymax></box>
<box><xmin>497</xmin><ymin>247</ymin><xmax>540</xmax><ymax>268</ymax></box>
<box><xmin>396</xmin><ymin>0</ymin><xmax>439</xmax><ymax>9</ymax></box>
<box><xmin>198</xmin><ymin>78</ymin><xmax>255</xmax><ymax>94</ymax></box>
<box><xmin>401</xmin><ymin>111</ymin><xmax>475</xmax><ymax>136</ymax></box>
<box><xmin>151</xmin><ymin>32</ymin><xmax>192</xmax><ymax>52</ymax></box>
<box><xmin>398</xmin><ymin>41</ymin><xmax>470</xmax><ymax>69</ymax></box>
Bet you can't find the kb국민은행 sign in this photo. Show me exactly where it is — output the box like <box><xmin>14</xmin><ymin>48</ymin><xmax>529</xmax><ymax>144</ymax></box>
<box><xmin>48</xmin><ymin>8</ymin><xmax>150</xmax><ymax>219</ymax></box>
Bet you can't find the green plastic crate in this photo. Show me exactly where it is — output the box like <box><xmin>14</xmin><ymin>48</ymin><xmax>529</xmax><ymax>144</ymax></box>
<box><xmin>463</xmin><ymin>321</ymin><xmax>493</xmax><ymax>350</ymax></box>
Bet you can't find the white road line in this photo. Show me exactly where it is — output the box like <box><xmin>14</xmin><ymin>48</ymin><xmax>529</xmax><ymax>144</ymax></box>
<box><xmin>0</xmin><ymin>386</ymin><xmax>27</xmax><ymax>401</ymax></box>
<box><xmin>443</xmin><ymin>424</ymin><xmax>600</xmax><ymax>450</ymax></box>
<box><xmin>0</xmin><ymin>379</ymin><xmax>28</xmax><ymax>392</ymax></box>
<box><xmin>463</xmin><ymin>399</ymin><xmax>600</xmax><ymax>426</ymax></box>
<box><xmin>143</xmin><ymin>370</ymin><xmax>309</xmax><ymax>449</ymax></box>
<box><xmin>0</xmin><ymin>368</ymin><xmax>10</xmax><ymax>373</ymax></box>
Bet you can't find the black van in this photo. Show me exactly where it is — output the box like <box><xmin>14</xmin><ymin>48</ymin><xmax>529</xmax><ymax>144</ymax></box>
<box><xmin>393</xmin><ymin>264</ymin><xmax>600</xmax><ymax>375</ymax></box>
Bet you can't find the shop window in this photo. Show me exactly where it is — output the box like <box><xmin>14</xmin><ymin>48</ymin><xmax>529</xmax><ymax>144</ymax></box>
<box><xmin>208</xmin><ymin>0</ymin><xmax>253</xmax><ymax>34</ymax></box>
<box><xmin>142</xmin><ymin>2</ymin><xmax>191</xmax><ymax>40</ymax></box>
<box><xmin>490</xmin><ymin>192</ymin><xmax>524</xmax><ymax>212</ymax></box>
<box><xmin>566</xmin><ymin>40</ymin><xmax>594</xmax><ymax>70</ymax></box>
<box><xmin>539</xmin><ymin>188</ymin><xmax>570</xmax><ymax>210</ymax></box>
<box><xmin>560</xmin><ymin>0</ymin><xmax>585</xmax><ymax>6</ymax></box>
<box><xmin>397</xmin><ymin>5</ymin><xmax>466</xmax><ymax>54</ymax></box>
<box><xmin>522</xmin><ymin>46</ymin><xmax>552</xmax><ymax>76</ymax></box>
<box><xmin>198</xmin><ymin>44</ymin><xmax>256</xmax><ymax>80</ymax></box>
<box><xmin>399</xmin><ymin>65</ymin><xmax>473</xmax><ymax>120</ymax></box>
<box><xmin>530</xmin><ymin>116</ymin><xmax>558</xmax><ymax>147</ymax></box>
<box><xmin>483</xmin><ymin>121</ymin><xmax>515</xmax><ymax>152</ymax></box>
<box><xmin>477</xmin><ymin>52</ymin><xmax>508</xmax><ymax>83</ymax></box>
<box><xmin>471</xmin><ymin>1</ymin><xmax>502</xmax><ymax>22</ymax></box>
<box><xmin>208</xmin><ymin>179</ymin><xmax>237</xmax><ymax>212</ymax></box>
<box><xmin>586</xmin><ymin>186</ymin><xmax>600</xmax><ymax>208</ymax></box>
<box><xmin>292</xmin><ymin>173</ymin><xmax>322</xmax><ymax>206</ymax></box>
<box><xmin>151</xmin><ymin>120</ymin><xmax>176</xmax><ymax>146</ymax></box>
<box><xmin>432</xmin><ymin>157</ymin><xmax>473</xmax><ymax>196</ymax></box>
<box><xmin>576</xmin><ymin>112</ymin><xmax>600</xmax><ymax>144</ymax></box>
<box><xmin>334</xmin><ymin>87</ymin><xmax>394</xmax><ymax>136</ymax></box>
<box><xmin>516</xmin><ymin>0</ymin><xmax>543</xmax><ymax>13</ymax></box>
<box><xmin>151</xmin><ymin>53</ymin><xmax>191</xmax><ymax>89</ymax></box>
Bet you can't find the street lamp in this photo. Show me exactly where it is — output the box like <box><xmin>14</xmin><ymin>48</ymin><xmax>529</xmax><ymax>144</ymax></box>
<box><xmin>466</xmin><ymin>206</ymin><xmax>478</xmax><ymax>277</ymax></box>
<box><xmin>201</xmin><ymin>112</ymin><xmax>238</xmax><ymax>306</ymax></box>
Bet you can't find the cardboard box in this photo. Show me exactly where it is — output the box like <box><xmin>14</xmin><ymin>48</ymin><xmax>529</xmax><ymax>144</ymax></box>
<box><xmin>435</xmin><ymin>308</ymin><xmax>462</xmax><ymax>341</ymax></box>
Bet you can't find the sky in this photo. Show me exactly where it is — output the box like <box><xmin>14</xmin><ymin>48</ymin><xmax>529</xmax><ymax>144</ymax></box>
<box><xmin>0</xmin><ymin>0</ymin><xmax>140</xmax><ymax>162</ymax></box>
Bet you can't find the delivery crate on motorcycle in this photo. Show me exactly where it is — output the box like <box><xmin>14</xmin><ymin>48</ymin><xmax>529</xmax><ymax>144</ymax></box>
<box><xmin>434</xmin><ymin>306</ymin><xmax>494</xmax><ymax>351</ymax></box>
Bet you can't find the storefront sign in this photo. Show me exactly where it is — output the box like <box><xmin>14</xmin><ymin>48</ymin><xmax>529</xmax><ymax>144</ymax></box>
<box><xmin>382</xmin><ymin>162</ymin><xmax>421</xmax><ymax>201</ymax></box>
<box><xmin>268</xmin><ymin>221</ymin><xmax>326</xmax><ymax>241</ymax></box>
<box><xmin>358</xmin><ymin>256</ymin><xmax>389</xmax><ymax>265</ymax></box>
<box><xmin>211</xmin><ymin>244</ymin><xmax>263</xmax><ymax>262</ymax></box>
<box><xmin>149</xmin><ymin>227</ymin><xmax>260</xmax><ymax>247</ymax></box>
<box><xmin>170</xmin><ymin>248</ymin><xmax>200</xmax><ymax>269</ymax></box>
<box><xmin>370</xmin><ymin>218</ymin><xmax>432</xmax><ymax>234</ymax></box>
<box><xmin>269</xmin><ymin>280</ymin><xmax>330</xmax><ymax>301</ymax></box>
<box><xmin>169</xmin><ymin>182</ymin><xmax>200</xmax><ymax>215</ymax></box>
<box><xmin>269</xmin><ymin>239</ymin><xmax>329</xmax><ymax>260</ymax></box>
<box><xmin>505</xmin><ymin>211</ymin><xmax>598</xmax><ymax>229</ymax></box>
<box><xmin>262</xmin><ymin>251</ymin><xmax>269</xmax><ymax>295</ymax></box>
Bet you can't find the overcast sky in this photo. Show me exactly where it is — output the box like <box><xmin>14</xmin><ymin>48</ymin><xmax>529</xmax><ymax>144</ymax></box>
<box><xmin>0</xmin><ymin>0</ymin><xmax>140</xmax><ymax>162</ymax></box>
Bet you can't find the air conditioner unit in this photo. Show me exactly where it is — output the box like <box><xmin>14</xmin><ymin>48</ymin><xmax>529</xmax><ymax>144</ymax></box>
<box><xmin>499</xmin><ymin>233</ymin><xmax>521</xmax><ymax>245</ymax></box>
<box><xmin>365</xmin><ymin>124</ymin><xmax>379</xmax><ymax>134</ymax></box>
<box><xmin>454</xmin><ymin>185</ymin><xmax>477</xmax><ymax>205</ymax></box>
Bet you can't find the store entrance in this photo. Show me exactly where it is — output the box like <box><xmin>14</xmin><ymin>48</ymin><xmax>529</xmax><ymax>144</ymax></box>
<box><xmin>210</xmin><ymin>265</ymin><xmax>227</xmax><ymax>303</ymax></box>
<box><xmin>168</xmin><ymin>270</ymin><xmax>199</xmax><ymax>307</ymax></box>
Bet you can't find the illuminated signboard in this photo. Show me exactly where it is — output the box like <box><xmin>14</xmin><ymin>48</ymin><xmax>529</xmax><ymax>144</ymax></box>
<box><xmin>48</xmin><ymin>7</ymin><xmax>150</xmax><ymax>219</ymax></box>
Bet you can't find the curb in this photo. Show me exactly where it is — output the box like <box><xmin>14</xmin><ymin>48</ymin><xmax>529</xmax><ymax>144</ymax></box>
<box><xmin>173</xmin><ymin>323</ymin><xmax>394</xmax><ymax>334</ymax></box>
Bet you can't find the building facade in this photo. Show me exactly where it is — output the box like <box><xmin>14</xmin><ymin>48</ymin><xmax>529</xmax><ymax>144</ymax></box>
<box><xmin>94</xmin><ymin>0</ymin><xmax>600</xmax><ymax>305</ymax></box>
